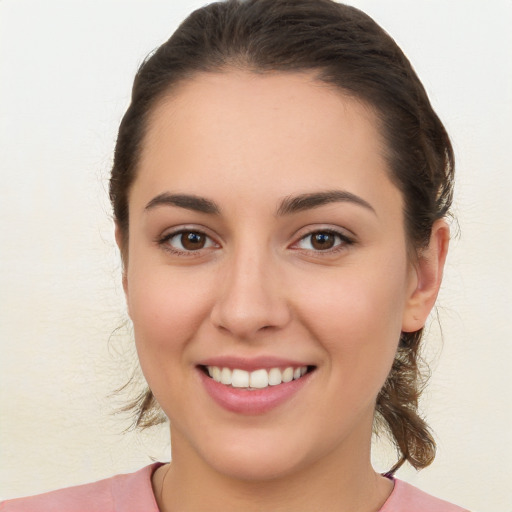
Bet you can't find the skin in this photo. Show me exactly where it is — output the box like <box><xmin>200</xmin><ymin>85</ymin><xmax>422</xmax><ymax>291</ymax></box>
<box><xmin>118</xmin><ymin>71</ymin><xmax>449</xmax><ymax>512</ymax></box>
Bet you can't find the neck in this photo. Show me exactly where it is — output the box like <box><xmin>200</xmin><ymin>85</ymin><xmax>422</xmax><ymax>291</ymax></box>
<box><xmin>154</xmin><ymin>427</ymin><xmax>393</xmax><ymax>512</ymax></box>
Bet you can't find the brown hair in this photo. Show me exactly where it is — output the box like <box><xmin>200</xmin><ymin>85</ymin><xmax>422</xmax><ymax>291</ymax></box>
<box><xmin>110</xmin><ymin>0</ymin><xmax>454</xmax><ymax>474</ymax></box>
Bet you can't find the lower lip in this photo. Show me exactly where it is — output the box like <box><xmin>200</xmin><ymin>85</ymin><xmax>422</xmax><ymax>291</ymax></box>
<box><xmin>198</xmin><ymin>369</ymin><xmax>312</xmax><ymax>415</ymax></box>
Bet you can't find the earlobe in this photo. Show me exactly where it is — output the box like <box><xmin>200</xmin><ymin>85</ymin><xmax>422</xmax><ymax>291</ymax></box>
<box><xmin>402</xmin><ymin>219</ymin><xmax>450</xmax><ymax>333</ymax></box>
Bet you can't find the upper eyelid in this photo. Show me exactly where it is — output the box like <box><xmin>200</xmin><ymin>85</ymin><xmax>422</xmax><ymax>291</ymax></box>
<box><xmin>158</xmin><ymin>225</ymin><xmax>220</xmax><ymax>241</ymax></box>
<box><xmin>288</xmin><ymin>227</ymin><xmax>356</xmax><ymax>254</ymax></box>
<box><xmin>291</xmin><ymin>225</ymin><xmax>355</xmax><ymax>242</ymax></box>
<box><xmin>296</xmin><ymin>232</ymin><xmax>351</xmax><ymax>245</ymax></box>
<box><xmin>156</xmin><ymin>227</ymin><xmax>221</xmax><ymax>254</ymax></box>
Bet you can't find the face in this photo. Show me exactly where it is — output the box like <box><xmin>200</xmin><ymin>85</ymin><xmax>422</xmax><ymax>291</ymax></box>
<box><xmin>122</xmin><ymin>71</ymin><xmax>438</xmax><ymax>481</ymax></box>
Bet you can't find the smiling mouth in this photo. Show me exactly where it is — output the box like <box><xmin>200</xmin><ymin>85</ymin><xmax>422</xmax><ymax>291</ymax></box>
<box><xmin>200</xmin><ymin>365</ymin><xmax>315</xmax><ymax>390</ymax></box>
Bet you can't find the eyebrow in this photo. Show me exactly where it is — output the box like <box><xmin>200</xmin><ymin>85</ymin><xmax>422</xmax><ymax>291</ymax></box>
<box><xmin>144</xmin><ymin>189</ymin><xmax>375</xmax><ymax>217</ymax></box>
<box><xmin>145</xmin><ymin>193</ymin><xmax>220</xmax><ymax>215</ymax></box>
<box><xmin>276</xmin><ymin>190</ymin><xmax>376</xmax><ymax>216</ymax></box>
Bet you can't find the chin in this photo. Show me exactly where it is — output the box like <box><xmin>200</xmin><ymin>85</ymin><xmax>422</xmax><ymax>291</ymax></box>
<box><xmin>189</xmin><ymin>427</ymin><xmax>314</xmax><ymax>482</ymax></box>
<box><xmin>208</xmin><ymin>448</ymin><xmax>308</xmax><ymax>482</ymax></box>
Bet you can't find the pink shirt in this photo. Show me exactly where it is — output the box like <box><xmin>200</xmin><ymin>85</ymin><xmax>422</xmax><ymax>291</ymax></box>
<box><xmin>1</xmin><ymin>463</ymin><xmax>469</xmax><ymax>511</ymax></box>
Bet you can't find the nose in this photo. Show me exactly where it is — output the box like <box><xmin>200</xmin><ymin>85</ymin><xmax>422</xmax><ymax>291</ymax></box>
<box><xmin>210</xmin><ymin>246</ymin><xmax>291</xmax><ymax>340</ymax></box>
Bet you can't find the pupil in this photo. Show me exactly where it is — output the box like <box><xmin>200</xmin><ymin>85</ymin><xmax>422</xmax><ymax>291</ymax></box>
<box><xmin>182</xmin><ymin>232</ymin><xmax>205</xmax><ymax>250</ymax></box>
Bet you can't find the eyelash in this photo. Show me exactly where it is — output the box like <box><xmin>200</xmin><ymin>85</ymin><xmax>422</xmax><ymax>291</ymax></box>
<box><xmin>292</xmin><ymin>229</ymin><xmax>354</xmax><ymax>254</ymax></box>
<box><xmin>157</xmin><ymin>228</ymin><xmax>354</xmax><ymax>256</ymax></box>
<box><xmin>157</xmin><ymin>229</ymin><xmax>218</xmax><ymax>256</ymax></box>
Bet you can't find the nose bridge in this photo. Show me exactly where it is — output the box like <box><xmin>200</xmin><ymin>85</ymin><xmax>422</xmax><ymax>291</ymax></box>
<box><xmin>210</xmin><ymin>238</ymin><xmax>290</xmax><ymax>338</ymax></box>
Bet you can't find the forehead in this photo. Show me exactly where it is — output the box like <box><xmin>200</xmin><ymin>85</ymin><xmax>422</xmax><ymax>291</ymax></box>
<box><xmin>132</xmin><ymin>70</ymin><xmax>398</xmax><ymax>214</ymax></box>
<box><xmin>142</xmin><ymin>70</ymin><xmax>384</xmax><ymax>161</ymax></box>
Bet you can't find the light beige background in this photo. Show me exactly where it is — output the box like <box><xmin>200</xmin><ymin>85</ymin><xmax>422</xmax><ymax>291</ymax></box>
<box><xmin>1</xmin><ymin>1</ymin><xmax>510</xmax><ymax>510</ymax></box>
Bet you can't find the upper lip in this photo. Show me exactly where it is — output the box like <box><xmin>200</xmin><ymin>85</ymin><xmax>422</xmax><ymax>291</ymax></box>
<box><xmin>197</xmin><ymin>355</ymin><xmax>314</xmax><ymax>372</ymax></box>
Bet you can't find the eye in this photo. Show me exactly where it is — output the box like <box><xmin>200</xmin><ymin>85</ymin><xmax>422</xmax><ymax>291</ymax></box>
<box><xmin>295</xmin><ymin>230</ymin><xmax>351</xmax><ymax>251</ymax></box>
<box><xmin>160</xmin><ymin>230</ymin><xmax>217</xmax><ymax>253</ymax></box>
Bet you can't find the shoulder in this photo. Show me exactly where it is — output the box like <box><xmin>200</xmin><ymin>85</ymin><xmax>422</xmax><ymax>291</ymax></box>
<box><xmin>0</xmin><ymin>463</ymin><xmax>162</xmax><ymax>512</ymax></box>
<box><xmin>380</xmin><ymin>478</ymin><xmax>470</xmax><ymax>512</ymax></box>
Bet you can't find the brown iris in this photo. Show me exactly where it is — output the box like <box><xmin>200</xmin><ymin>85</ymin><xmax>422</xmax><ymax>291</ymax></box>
<box><xmin>310</xmin><ymin>232</ymin><xmax>337</xmax><ymax>250</ymax></box>
<box><xmin>181</xmin><ymin>231</ymin><xmax>207</xmax><ymax>250</ymax></box>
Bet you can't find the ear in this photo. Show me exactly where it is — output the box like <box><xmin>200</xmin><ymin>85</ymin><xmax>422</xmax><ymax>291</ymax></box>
<box><xmin>114</xmin><ymin>223</ymin><xmax>129</xmax><ymax>298</ymax></box>
<box><xmin>402</xmin><ymin>219</ymin><xmax>450</xmax><ymax>333</ymax></box>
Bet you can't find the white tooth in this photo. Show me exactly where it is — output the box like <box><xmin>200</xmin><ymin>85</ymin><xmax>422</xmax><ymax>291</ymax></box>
<box><xmin>300</xmin><ymin>366</ymin><xmax>307</xmax><ymax>376</ymax></box>
<box><xmin>212</xmin><ymin>366</ymin><xmax>221</xmax><ymax>382</ymax></box>
<box><xmin>231</xmin><ymin>369</ymin><xmax>250</xmax><ymax>388</ymax></box>
<box><xmin>268</xmin><ymin>368</ymin><xmax>282</xmax><ymax>386</ymax></box>
<box><xmin>293</xmin><ymin>367</ymin><xmax>301</xmax><ymax>380</ymax></box>
<box><xmin>282</xmin><ymin>367</ymin><xmax>294</xmax><ymax>383</ymax></box>
<box><xmin>250</xmin><ymin>369</ymin><xmax>269</xmax><ymax>389</ymax></box>
<box><xmin>220</xmin><ymin>367</ymin><xmax>232</xmax><ymax>385</ymax></box>
<box><xmin>207</xmin><ymin>366</ymin><xmax>214</xmax><ymax>377</ymax></box>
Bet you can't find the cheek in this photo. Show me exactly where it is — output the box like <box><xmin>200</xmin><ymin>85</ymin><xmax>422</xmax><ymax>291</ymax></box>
<box><xmin>126</xmin><ymin>265</ymin><xmax>213</xmax><ymax>363</ymax></box>
<box><xmin>292</xmin><ymin>256</ymin><xmax>409</xmax><ymax>385</ymax></box>
<box><xmin>299</xmin><ymin>270</ymin><xmax>406</xmax><ymax>337</ymax></box>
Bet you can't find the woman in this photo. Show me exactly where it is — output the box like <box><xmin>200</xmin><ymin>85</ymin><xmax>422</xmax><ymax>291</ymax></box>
<box><xmin>1</xmin><ymin>0</ymin><xmax>469</xmax><ymax>510</ymax></box>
